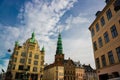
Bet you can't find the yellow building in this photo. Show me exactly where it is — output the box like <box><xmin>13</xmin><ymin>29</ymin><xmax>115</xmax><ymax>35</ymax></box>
<box><xmin>43</xmin><ymin>33</ymin><xmax>85</xmax><ymax>80</ymax></box>
<box><xmin>43</xmin><ymin>65</ymin><xmax>64</xmax><ymax>80</ymax></box>
<box><xmin>6</xmin><ymin>32</ymin><xmax>45</xmax><ymax>80</ymax></box>
<box><xmin>89</xmin><ymin>0</ymin><xmax>120</xmax><ymax>80</ymax></box>
<box><xmin>75</xmin><ymin>61</ymin><xmax>85</xmax><ymax>80</ymax></box>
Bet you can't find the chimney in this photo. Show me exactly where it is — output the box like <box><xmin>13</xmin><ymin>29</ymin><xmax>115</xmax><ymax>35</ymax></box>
<box><xmin>105</xmin><ymin>0</ymin><xmax>110</xmax><ymax>4</ymax></box>
<box><xmin>95</xmin><ymin>11</ymin><xmax>101</xmax><ymax>17</ymax></box>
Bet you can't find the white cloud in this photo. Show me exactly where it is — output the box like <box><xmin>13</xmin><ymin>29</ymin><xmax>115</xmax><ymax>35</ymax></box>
<box><xmin>55</xmin><ymin>13</ymin><xmax>95</xmax><ymax>68</ymax></box>
<box><xmin>0</xmin><ymin>59</ymin><xmax>9</xmax><ymax>73</ymax></box>
<box><xmin>66</xmin><ymin>15</ymin><xmax>89</xmax><ymax>24</ymax></box>
<box><xmin>63</xmin><ymin>37</ymin><xmax>95</xmax><ymax>68</ymax></box>
<box><xmin>0</xmin><ymin>0</ymin><xmax>78</xmax><ymax>71</ymax></box>
<box><xmin>0</xmin><ymin>0</ymin><xmax>105</xmax><ymax>70</ymax></box>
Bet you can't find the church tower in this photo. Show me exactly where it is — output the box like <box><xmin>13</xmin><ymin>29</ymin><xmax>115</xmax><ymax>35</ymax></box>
<box><xmin>55</xmin><ymin>33</ymin><xmax>64</xmax><ymax>66</ymax></box>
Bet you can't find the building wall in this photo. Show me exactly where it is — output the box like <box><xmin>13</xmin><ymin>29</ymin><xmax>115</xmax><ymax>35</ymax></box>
<box><xmin>43</xmin><ymin>66</ymin><xmax>64</xmax><ymax>80</ymax></box>
<box><xmin>64</xmin><ymin>59</ymin><xmax>76</xmax><ymax>80</ymax></box>
<box><xmin>75</xmin><ymin>68</ymin><xmax>85</xmax><ymax>80</ymax></box>
<box><xmin>6</xmin><ymin>37</ymin><xmax>44</xmax><ymax>80</ymax></box>
<box><xmin>57</xmin><ymin>66</ymin><xmax>64</xmax><ymax>80</ymax></box>
<box><xmin>84</xmin><ymin>72</ymin><xmax>98</xmax><ymax>80</ymax></box>
<box><xmin>89</xmin><ymin>0</ymin><xmax>120</xmax><ymax>80</ymax></box>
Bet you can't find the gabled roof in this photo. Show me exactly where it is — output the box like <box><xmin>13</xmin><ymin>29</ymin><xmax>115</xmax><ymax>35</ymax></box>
<box><xmin>82</xmin><ymin>64</ymin><xmax>95</xmax><ymax>72</ymax></box>
<box><xmin>64</xmin><ymin>58</ymin><xmax>75</xmax><ymax>66</ymax></box>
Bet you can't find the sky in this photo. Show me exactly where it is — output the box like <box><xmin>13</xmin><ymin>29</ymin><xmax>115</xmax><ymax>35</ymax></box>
<box><xmin>0</xmin><ymin>0</ymin><xmax>105</xmax><ymax>72</ymax></box>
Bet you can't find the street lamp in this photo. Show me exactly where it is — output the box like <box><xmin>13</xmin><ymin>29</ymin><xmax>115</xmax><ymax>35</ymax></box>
<box><xmin>5</xmin><ymin>49</ymin><xmax>13</xmax><ymax>80</ymax></box>
<box><xmin>1</xmin><ymin>69</ymin><xmax>5</xmax><ymax>80</ymax></box>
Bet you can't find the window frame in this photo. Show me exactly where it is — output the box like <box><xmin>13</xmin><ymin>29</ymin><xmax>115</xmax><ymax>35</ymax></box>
<box><xmin>110</xmin><ymin>25</ymin><xmax>118</xmax><ymax>38</ymax></box>
<box><xmin>100</xmin><ymin>16</ymin><xmax>105</xmax><ymax>26</ymax></box>
<box><xmin>101</xmin><ymin>55</ymin><xmax>106</xmax><ymax>67</ymax></box>
<box><xmin>20</xmin><ymin>58</ymin><xmax>25</xmax><ymax>64</ymax></box>
<box><xmin>91</xmin><ymin>28</ymin><xmax>95</xmax><ymax>37</ymax></box>
<box><xmin>93</xmin><ymin>41</ymin><xmax>97</xmax><ymax>51</ymax></box>
<box><xmin>108</xmin><ymin>51</ymin><xmax>115</xmax><ymax>64</ymax></box>
<box><xmin>98</xmin><ymin>37</ymin><xmax>103</xmax><ymax>48</ymax></box>
<box><xmin>33</xmin><ymin>67</ymin><xmax>37</xmax><ymax>72</ymax></box>
<box><xmin>96</xmin><ymin>58</ymin><xmax>100</xmax><ymax>69</ymax></box>
<box><xmin>34</xmin><ymin>54</ymin><xmax>39</xmax><ymax>59</ymax></box>
<box><xmin>104</xmin><ymin>31</ymin><xmax>110</xmax><ymax>43</ymax></box>
<box><xmin>116</xmin><ymin>46</ymin><xmax>120</xmax><ymax>62</ymax></box>
<box><xmin>95</xmin><ymin>23</ymin><xmax>100</xmax><ymax>32</ymax></box>
<box><xmin>21</xmin><ymin>52</ymin><xmax>26</xmax><ymax>57</ymax></box>
<box><xmin>34</xmin><ymin>61</ymin><xmax>38</xmax><ymax>65</ymax></box>
<box><xmin>106</xmin><ymin>8</ymin><xmax>112</xmax><ymax>20</ymax></box>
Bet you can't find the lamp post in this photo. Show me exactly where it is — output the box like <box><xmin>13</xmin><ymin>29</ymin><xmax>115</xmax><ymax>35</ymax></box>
<box><xmin>1</xmin><ymin>69</ymin><xmax>5</xmax><ymax>80</ymax></box>
<box><xmin>5</xmin><ymin>49</ymin><xmax>13</xmax><ymax>80</ymax></box>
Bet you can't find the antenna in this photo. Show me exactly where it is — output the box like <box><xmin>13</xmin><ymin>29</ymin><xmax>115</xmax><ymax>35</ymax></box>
<box><xmin>58</xmin><ymin>26</ymin><xmax>61</xmax><ymax>34</ymax></box>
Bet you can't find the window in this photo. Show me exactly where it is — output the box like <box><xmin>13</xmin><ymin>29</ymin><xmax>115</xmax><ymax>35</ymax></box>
<box><xmin>98</xmin><ymin>37</ymin><xmax>103</xmax><ymax>48</ymax></box>
<box><xmin>111</xmin><ymin>25</ymin><xmax>118</xmax><ymax>38</ymax></box>
<box><xmin>104</xmin><ymin>32</ymin><xmax>110</xmax><ymax>43</ymax></box>
<box><xmin>101</xmin><ymin>55</ymin><xmax>106</xmax><ymax>67</ymax></box>
<box><xmin>106</xmin><ymin>9</ymin><xmax>112</xmax><ymax>20</ymax></box>
<box><xmin>15</xmin><ymin>51</ymin><xmax>18</xmax><ymax>55</ymax></box>
<box><xmin>12</xmin><ymin>64</ymin><xmax>16</xmax><ymax>70</ymax></box>
<box><xmin>13</xmin><ymin>58</ymin><xmax>17</xmax><ymax>62</ymax></box>
<box><xmin>41</xmin><ymin>61</ymin><xmax>44</xmax><ymax>65</ymax></box>
<box><xmin>108</xmin><ymin>51</ymin><xmax>115</xmax><ymax>64</ymax></box>
<box><xmin>34</xmin><ymin>54</ymin><xmax>39</xmax><ymax>59</ymax></box>
<box><xmin>95</xmin><ymin>23</ymin><xmax>100</xmax><ymax>32</ymax></box>
<box><xmin>114</xmin><ymin>0</ymin><xmax>120</xmax><ymax>12</ymax></box>
<box><xmin>18</xmin><ymin>65</ymin><xmax>24</xmax><ymax>70</ymax></box>
<box><xmin>116</xmin><ymin>47</ymin><xmax>120</xmax><ymax>61</ymax></box>
<box><xmin>91</xmin><ymin>28</ymin><xmax>95</xmax><ymax>37</ymax></box>
<box><xmin>40</xmin><ymin>67</ymin><xmax>43</xmax><ymax>72</ymax></box>
<box><xmin>100</xmin><ymin>17</ymin><xmax>105</xmax><ymax>26</ymax></box>
<box><xmin>93</xmin><ymin>41</ymin><xmax>97</xmax><ymax>51</ymax></box>
<box><xmin>41</xmin><ymin>56</ymin><xmax>44</xmax><ymax>60</ymax></box>
<box><xmin>59</xmin><ymin>72</ymin><xmax>63</xmax><ymax>76</ymax></box>
<box><xmin>34</xmin><ymin>61</ymin><xmax>38</xmax><ymax>65</ymax></box>
<box><xmin>28</xmin><ymin>59</ymin><xmax>31</xmax><ymax>64</ymax></box>
<box><xmin>96</xmin><ymin>58</ymin><xmax>100</xmax><ymax>69</ymax></box>
<box><xmin>112</xmin><ymin>72</ymin><xmax>119</xmax><ymax>78</ymax></box>
<box><xmin>27</xmin><ymin>66</ymin><xmax>30</xmax><ymax>71</ymax></box>
<box><xmin>20</xmin><ymin>58</ymin><xmax>25</xmax><ymax>64</ymax></box>
<box><xmin>29</xmin><ymin>52</ymin><xmax>32</xmax><ymax>57</ymax></box>
<box><xmin>33</xmin><ymin>67</ymin><xmax>37</xmax><ymax>72</ymax></box>
<box><xmin>21</xmin><ymin>52</ymin><xmax>26</xmax><ymax>57</ymax></box>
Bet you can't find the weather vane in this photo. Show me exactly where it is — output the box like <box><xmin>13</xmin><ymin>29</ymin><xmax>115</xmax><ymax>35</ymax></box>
<box><xmin>58</xmin><ymin>26</ymin><xmax>61</xmax><ymax>34</ymax></box>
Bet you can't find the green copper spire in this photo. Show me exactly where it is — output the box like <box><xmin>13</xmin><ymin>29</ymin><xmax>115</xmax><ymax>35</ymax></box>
<box><xmin>15</xmin><ymin>41</ymin><xmax>19</xmax><ymax>46</ymax></box>
<box><xmin>56</xmin><ymin>33</ymin><xmax>63</xmax><ymax>54</ymax></box>
<box><xmin>32</xmin><ymin>32</ymin><xmax>35</xmax><ymax>38</ymax></box>
<box><xmin>30</xmin><ymin>32</ymin><xmax>35</xmax><ymax>43</ymax></box>
<box><xmin>41</xmin><ymin>46</ymin><xmax>45</xmax><ymax>52</ymax></box>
